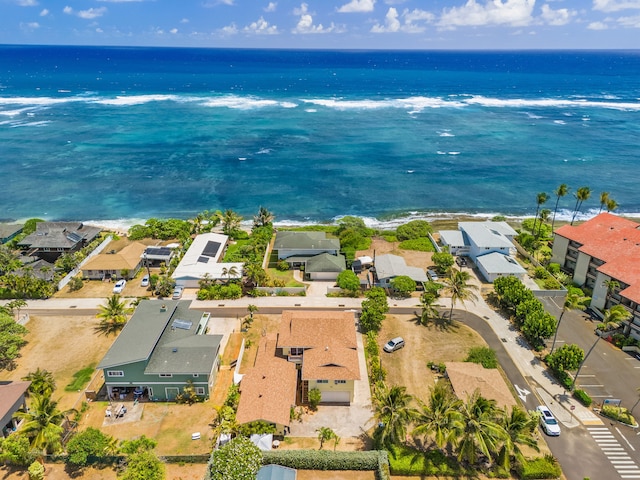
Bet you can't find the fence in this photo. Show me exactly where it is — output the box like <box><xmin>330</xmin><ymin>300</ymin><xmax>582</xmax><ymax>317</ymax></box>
<box><xmin>254</xmin><ymin>287</ymin><xmax>307</xmax><ymax>296</ymax></box>
<box><xmin>57</xmin><ymin>235</ymin><xmax>113</xmax><ymax>291</ymax></box>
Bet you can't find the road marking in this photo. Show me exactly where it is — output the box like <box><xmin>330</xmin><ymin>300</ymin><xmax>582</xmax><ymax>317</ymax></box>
<box><xmin>514</xmin><ymin>384</ymin><xmax>530</xmax><ymax>402</ymax></box>
<box><xmin>616</xmin><ymin>427</ymin><xmax>637</xmax><ymax>452</ymax></box>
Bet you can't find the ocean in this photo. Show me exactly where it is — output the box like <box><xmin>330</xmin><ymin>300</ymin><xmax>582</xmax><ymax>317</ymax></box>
<box><xmin>1</xmin><ymin>46</ymin><xmax>639</xmax><ymax>229</ymax></box>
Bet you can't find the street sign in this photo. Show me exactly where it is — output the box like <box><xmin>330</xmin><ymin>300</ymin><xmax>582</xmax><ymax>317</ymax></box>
<box><xmin>603</xmin><ymin>398</ymin><xmax>621</xmax><ymax>407</ymax></box>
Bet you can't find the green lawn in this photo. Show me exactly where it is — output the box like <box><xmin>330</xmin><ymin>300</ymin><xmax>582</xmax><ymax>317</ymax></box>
<box><xmin>65</xmin><ymin>364</ymin><xmax>96</xmax><ymax>392</ymax></box>
<box><xmin>267</xmin><ymin>268</ymin><xmax>305</xmax><ymax>287</ymax></box>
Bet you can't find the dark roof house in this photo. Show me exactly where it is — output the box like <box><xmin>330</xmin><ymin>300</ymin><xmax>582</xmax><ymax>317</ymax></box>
<box><xmin>18</xmin><ymin>222</ymin><xmax>101</xmax><ymax>261</ymax></box>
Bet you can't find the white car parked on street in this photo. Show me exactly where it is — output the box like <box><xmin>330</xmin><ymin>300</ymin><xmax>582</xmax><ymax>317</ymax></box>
<box><xmin>537</xmin><ymin>405</ymin><xmax>561</xmax><ymax>436</ymax></box>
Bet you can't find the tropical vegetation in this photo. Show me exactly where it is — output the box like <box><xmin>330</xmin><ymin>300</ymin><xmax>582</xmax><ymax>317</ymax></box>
<box><xmin>95</xmin><ymin>294</ymin><xmax>133</xmax><ymax>336</ymax></box>
<box><xmin>0</xmin><ymin>309</ymin><xmax>28</xmax><ymax>371</ymax></box>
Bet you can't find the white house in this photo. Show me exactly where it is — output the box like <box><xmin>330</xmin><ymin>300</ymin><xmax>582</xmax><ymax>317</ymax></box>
<box><xmin>172</xmin><ymin>233</ymin><xmax>243</xmax><ymax>288</ymax></box>
<box><xmin>475</xmin><ymin>252</ymin><xmax>526</xmax><ymax>283</ymax></box>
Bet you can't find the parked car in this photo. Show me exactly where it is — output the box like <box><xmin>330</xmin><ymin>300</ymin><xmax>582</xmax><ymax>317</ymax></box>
<box><xmin>172</xmin><ymin>286</ymin><xmax>184</xmax><ymax>300</ymax></box>
<box><xmin>536</xmin><ymin>405</ymin><xmax>561</xmax><ymax>436</ymax></box>
<box><xmin>427</xmin><ymin>269</ymin><xmax>439</xmax><ymax>281</ymax></box>
<box><xmin>456</xmin><ymin>256</ymin><xmax>467</xmax><ymax>267</ymax></box>
<box><xmin>383</xmin><ymin>337</ymin><xmax>405</xmax><ymax>353</ymax></box>
<box><xmin>140</xmin><ymin>275</ymin><xmax>150</xmax><ymax>287</ymax></box>
<box><xmin>113</xmin><ymin>279</ymin><xmax>126</xmax><ymax>293</ymax></box>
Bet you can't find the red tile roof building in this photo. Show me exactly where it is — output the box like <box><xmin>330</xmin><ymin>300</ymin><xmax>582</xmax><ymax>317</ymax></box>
<box><xmin>551</xmin><ymin>213</ymin><xmax>640</xmax><ymax>339</ymax></box>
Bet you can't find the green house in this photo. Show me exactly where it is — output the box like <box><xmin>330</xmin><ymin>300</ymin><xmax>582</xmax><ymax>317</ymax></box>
<box><xmin>97</xmin><ymin>300</ymin><xmax>222</xmax><ymax>402</ymax></box>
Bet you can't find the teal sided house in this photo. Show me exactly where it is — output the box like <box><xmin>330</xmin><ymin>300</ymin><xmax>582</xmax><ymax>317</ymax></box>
<box><xmin>97</xmin><ymin>300</ymin><xmax>222</xmax><ymax>402</ymax></box>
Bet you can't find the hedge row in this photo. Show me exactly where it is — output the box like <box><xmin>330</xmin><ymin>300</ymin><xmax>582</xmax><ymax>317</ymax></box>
<box><xmin>572</xmin><ymin>389</ymin><xmax>592</xmax><ymax>407</ymax></box>
<box><xmin>517</xmin><ymin>456</ymin><xmax>562</xmax><ymax>479</ymax></box>
<box><xmin>262</xmin><ymin>450</ymin><xmax>390</xmax><ymax>480</ymax></box>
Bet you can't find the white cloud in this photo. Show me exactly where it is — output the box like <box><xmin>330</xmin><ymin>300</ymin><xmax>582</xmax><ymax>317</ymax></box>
<box><xmin>77</xmin><ymin>7</ymin><xmax>107</xmax><ymax>19</ymax></box>
<box><xmin>39</xmin><ymin>8</ymin><xmax>49</xmax><ymax>16</ymax></box>
<box><xmin>587</xmin><ymin>20</ymin><xmax>609</xmax><ymax>28</ymax></box>
<box><xmin>180</xmin><ymin>18</ymin><xmax>189</xmax><ymax>23</ymax></box>
<box><xmin>170</xmin><ymin>28</ymin><xmax>178</xmax><ymax>34</ymax></box>
<box><xmin>593</xmin><ymin>0</ymin><xmax>640</xmax><ymax>12</ymax></box>
<box><xmin>220</xmin><ymin>23</ymin><xmax>239</xmax><ymax>35</ymax></box>
<box><xmin>264</xmin><ymin>2</ymin><xmax>277</xmax><ymax>12</ymax></box>
<box><xmin>98</xmin><ymin>0</ymin><xmax>145</xmax><ymax>2</ymax></box>
<box><xmin>438</xmin><ymin>0</ymin><xmax>535</xmax><ymax>28</ymax></box>
<box><xmin>337</xmin><ymin>0</ymin><xmax>375</xmax><ymax>13</ymax></box>
<box><xmin>372</xmin><ymin>7</ymin><xmax>401</xmax><ymax>31</ymax></box>
<box><xmin>244</xmin><ymin>16</ymin><xmax>278</xmax><ymax>34</ymax></box>
<box><xmin>540</xmin><ymin>4</ymin><xmax>574</xmax><ymax>25</ymax></box>
<box><xmin>617</xmin><ymin>14</ymin><xmax>640</xmax><ymax>26</ymax></box>
<box><xmin>20</xmin><ymin>21</ymin><xmax>40</xmax><ymax>29</ymax></box>
<box><xmin>293</xmin><ymin>3</ymin><xmax>338</xmax><ymax>33</ymax></box>
<box><xmin>96</xmin><ymin>27</ymin><xmax>104</xmax><ymax>33</ymax></box>
<box><xmin>371</xmin><ymin>7</ymin><xmax>434</xmax><ymax>32</ymax></box>
<box><xmin>16</xmin><ymin>0</ymin><xmax>38</xmax><ymax>6</ymax></box>
<box><xmin>63</xmin><ymin>6</ymin><xmax>73</xmax><ymax>14</ymax></box>
<box><xmin>203</xmin><ymin>0</ymin><xmax>234</xmax><ymax>5</ymax></box>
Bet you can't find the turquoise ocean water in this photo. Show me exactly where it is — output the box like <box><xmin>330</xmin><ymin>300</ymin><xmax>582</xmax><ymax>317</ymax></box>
<box><xmin>1</xmin><ymin>46</ymin><xmax>639</xmax><ymax>228</ymax></box>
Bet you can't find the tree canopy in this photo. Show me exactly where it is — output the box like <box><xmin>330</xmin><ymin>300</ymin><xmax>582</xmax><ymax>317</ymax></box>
<box><xmin>0</xmin><ymin>311</ymin><xmax>28</xmax><ymax>371</ymax></box>
<box><xmin>209</xmin><ymin>436</ymin><xmax>262</xmax><ymax>480</ymax></box>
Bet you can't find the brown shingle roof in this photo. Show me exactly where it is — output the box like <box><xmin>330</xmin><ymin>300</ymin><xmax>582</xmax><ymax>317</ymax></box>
<box><xmin>302</xmin><ymin>346</ymin><xmax>360</xmax><ymax>381</ymax></box>
<box><xmin>277</xmin><ymin>310</ymin><xmax>357</xmax><ymax>350</ymax></box>
<box><xmin>82</xmin><ymin>242</ymin><xmax>147</xmax><ymax>272</ymax></box>
<box><xmin>445</xmin><ymin>362</ymin><xmax>516</xmax><ymax>410</ymax></box>
<box><xmin>0</xmin><ymin>381</ymin><xmax>30</xmax><ymax>418</ymax></box>
<box><xmin>236</xmin><ymin>335</ymin><xmax>297</xmax><ymax>427</ymax></box>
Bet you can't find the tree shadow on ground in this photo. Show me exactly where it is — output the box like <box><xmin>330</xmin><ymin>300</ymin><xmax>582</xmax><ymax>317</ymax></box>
<box><xmin>408</xmin><ymin>312</ymin><xmax>460</xmax><ymax>333</ymax></box>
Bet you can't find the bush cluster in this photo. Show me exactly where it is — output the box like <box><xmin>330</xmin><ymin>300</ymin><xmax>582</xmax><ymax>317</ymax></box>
<box><xmin>197</xmin><ymin>283</ymin><xmax>242</xmax><ymax>300</ymax></box>
<box><xmin>517</xmin><ymin>455</ymin><xmax>562</xmax><ymax>479</ymax></box>
<box><xmin>465</xmin><ymin>347</ymin><xmax>498</xmax><ymax>369</ymax></box>
<box><xmin>262</xmin><ymin>449</ymin><xmax>385</xmax><ymax>472</ymax></box>
<box><xmin>601</xmin><ymin>405</ymin><xmax>637</xmax><ymax>426</ymax></box>
<box><xmin>573</xmin><ymin>389</ymin><xmax>592</xmax><ymax>407</ymax></box>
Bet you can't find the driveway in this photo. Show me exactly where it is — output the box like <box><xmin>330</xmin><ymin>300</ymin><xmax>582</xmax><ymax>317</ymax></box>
<box><xmin>288</xmin><ymin>330</ymin><xmax>375</xmax><ymax>438</ymax></box>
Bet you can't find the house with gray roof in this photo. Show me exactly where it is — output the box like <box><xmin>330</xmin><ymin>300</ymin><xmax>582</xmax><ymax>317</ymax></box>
<box><xmin>97</xmin><ymin>300</ymin><xmax>222</xmax><ymax>402</ymax></box>
<box><xmin>304</xmin><ymin>252</ymin><xmax>346</xmax><ymax>280</ymax></box>
<box><xmin>374</xmin><ymin>254</ymin><xmax>428</xmax><ymax>288</ymax></box>
<box><xmin>17</xmin><ymin>222</ymin><xmax>101</xmax><ymax>262</ymax></box>
<box><xmin>0</xmin><ymin>224</ymin><xmax>23</xmax><ymax>244</ymax></box>
<box><xmin>274</xmin><ymin>231</ymin><xmax>340</xmax><ymax>268</ymax></box>
<box><xmin>475</xmin><ymin>252</ymin><xmax>526</xmax><ymax>283</ymax></box>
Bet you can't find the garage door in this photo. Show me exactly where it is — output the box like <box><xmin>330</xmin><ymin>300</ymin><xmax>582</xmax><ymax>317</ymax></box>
<box><xmin>320</xmin><ymin>391</ymin><xmax>350</xmax><ymax>404</ymax></box>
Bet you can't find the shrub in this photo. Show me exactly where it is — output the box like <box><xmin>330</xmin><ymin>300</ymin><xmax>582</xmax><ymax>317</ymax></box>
<box><xmin>547</xmin><ymin>263</ymin><xmax>561</xmax><ymax>275</ymax></box>
<box><xmin>262</xmin><ymin>449</ymin><xmax>385</xmax><ymax>472</ymax></box>
<box><xmin>573</xmin><ymin>389</ymin><xmax>592</xmax><ymax>407</ymax></box>
<box><xmin>208</xmin><ymin>436</ymin><xmax>262</xmax><ymax>480</ymax></box>
<box><xmin>66</xmin><ymin>428</ymin><xmax>116</xmax><ymax>467</ymax></box>
<box><xmin>336</xmin><ymin>270</ymin><xmax>360</xmax><ymax>293</ymax></box>
<box><xmin>28</xmin><ymin>461</ymin><xmax>45</xmax><ymax>480</ymax></box>
<box><xmin>517</xmin><ymin>455</ymin><xmax>562</xmax><ymax>479</ymax></box>
<box><xmin>69</xmin><ymin>276</ymin><xmax>84</xmax><ymax>291</ymax></box>
<box><xmin>388</xmin><ymin>445</ymin><xmax>459</xmax><ymax>476</ymax></box>
<box><xmin>543</xmin><ymin>277</ymin><xmax>562</xmax><ymax>290</ymax></box>
<box><xmin>308</xmin><ymin>388</ymin><xmax>322</xmax><ymax>410</ymax></box>
<box><xmin>534</xmin><ymin>266</ymin><xmax>549</xmax><ymax>279</ymax></box>
<box><xmin>465</xmin><ymin>347</ymin><xmax>497</xmax><ymax>369</ymax></box>
<box><xmin>601</xmin><ymin>405</ymin><xmax>637</xmax><ymax>426</ymax></box>
<box><xmin>390</xmin><ymin>275</ymin><xmax>416</xmax><ymax>298</ymax></box>
<box><xmin>398</xmin><ymin>238</ymin><xmax>435</xmax><ymax>252</ymax></box>
<box><xmin>276</xmin><ymin>260</ymin><xmax>290</xmax><ymax>271</ymax></box>
<box><xmin>396</xmin><ymin>220</ymin><xmax>432</xmax><ymax>241</ymax></box>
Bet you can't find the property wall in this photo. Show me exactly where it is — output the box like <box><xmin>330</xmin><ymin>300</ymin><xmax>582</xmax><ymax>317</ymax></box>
<box><xmin>551</xmin><ymin>235</ymin><xmax>569</xmax><ymax>266</ymax></box>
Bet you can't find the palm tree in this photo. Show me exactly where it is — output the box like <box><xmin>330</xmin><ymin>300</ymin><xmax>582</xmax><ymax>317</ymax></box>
<box><xmin>453</xmin><ymin>391</ymin><xmax>506</xmax><ymax>466</ymax></box>
<box><xmin>443</xmin><ymin>269</ymin><xmax>478</xmax><ymax>321</ymax></box>
<box><xmin>221</xmin><ymin>209</ymin><xmax>243</xmax><ymax>237</ymax></box>
<box><xmin>372</xmin><ymin>383</ymin><xmax>417</xmax><ymax>449</ymax></box>
<box><xmin>253</xmin><ymin>206</ymin><xmax>274</xmax><ymax>229</ymax></box>
<box><xmin>598</xmin><ymin>192</ymin><xmax>610</xmax><ymax>214</ymax></box>
<box><xmin>412</xmin><ymin>382</ymin><xmax>460</xmax><ymax>450</ymax></box>
<box><xmin>550</xmin><ymin>183</ymin><xmax>569</xmax><ymax>233</ymax></box>
<box><xmin>573</xmin><ymin>305</ymin><xmax>632</xmax><ymax>390</ymax></box>
<box><xmin>550</xmin><ymin>292</ymin><xmax>587</xmax><ymax>354</ymax></box>
<box><xmin>316</xmin><ymin>426</ymin><xmax>338</xmax><ymax>450</ymax></box>
<box><xmin>532</xmin><ymin>192</ymin><xmax>549</xmax><ymax>236</ymax></box>
<box><xmin>606</xmin><ymin>198</ymin><xmax>619</xmax><ymax>213</ymax></box>
<box><xmin>603</xmin><ymin>279</ymin><xmax>620</xmax><ymax>307</ymax></box>
<box><xmin>14</xmin><ymin>393</ymin><xmax>75</xmax><ymax>453</ymax></box>
<box><xmin>95</xmin><ymin>294</ymin><xmax>133</xmax><ymax>336</ymax></box>
<box><xmin>22</xmin><ymin>368</ymin><xmax>56</xmax><ymax>397</ymax></box>
<box><xmin>570</xmin><ymin>186</ymin><xmax>591</xmax><ymax>225</ymax></box>
<box><xmin>243</xmin><ymin>262</ymin><xmax>267</xmax><ymax>288</ymax></box>
<box><xmin>221</xmin><ymin>265</ymin><xmax>239</xmax><ymax>284</ymax></box>
<box><xmin>419</xmin><ymin>292</ymin><xmax>440</xmax><ymax>326</ymax></box>
<box><xmin>536</xmin><ymin>209</ymin><xmax>551</xmax><ymax>238</ymax></box>
<box><xmin>497</xmin><ymin>406</ymin><xmax>539</xmax><ymax>471</ymax></box>
<box><xmin>247</xmin><ymin>304</ymin><xmax>258</xmax><ymax>319</ymax></box>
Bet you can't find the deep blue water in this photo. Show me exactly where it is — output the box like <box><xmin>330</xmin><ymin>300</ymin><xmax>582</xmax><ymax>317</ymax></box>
<box><xmin>1</xmin><ymin>46</ymin><xmax>639</xmax><ymax>227</ymax></box>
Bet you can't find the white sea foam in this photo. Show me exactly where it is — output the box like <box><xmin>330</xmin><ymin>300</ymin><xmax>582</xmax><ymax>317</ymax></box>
<box><xmin>524</xmin><ymin>112</ymin><xmax>543</xmax><ymax>119</ymax></box>
<box><xmin>0</xmin><ymin>96</ymin><xmax>81</xmax><ymax>106</ymax></box>
<box><xmin>553</xmin><ymin>120</ymin><xmax>566</xmax><ymax>125</ymax></box>
<box><xmin>448</xmin><ymin>151</ymin><xmax>460</xmax><ymax>155</ymax></box>
<box><xmin>10</xmin><ymin>120</ymin><xmax>51</xmax><ymax>128</ymax></box>
<box><xmin>0</xmin><ymin>107</ymin><xmax>33</xmax><ymax>116</ymax></box>
<box><xmin>305</xmin><ymin>108</ymin><xmax>317</xmax><ymax>113</ymax></box>
<box><xmin>255</xmin><ymin>148</ymin><xmax>271</xmax><ymax>154</ymax></box>
<box><xmin>201</xmin><ymin>95</ymin><xmax>289</xmax><ymax>109</ymax></box>
<box><xmin>464</xmin><ymin>95</ymin><xmax>640</xmax><ymax>111</ymax></box>
<box><xmin>436</xmin><ymin>151</ymin><xmax>447</xmax><ymax>155</ymax></box>
<box><xmin>91</xmin><ymin>94</ymin><xmax>179</xmax><ymax>106</ymax></box>
<box><xmin>439</xmin><ymin>132</ymin><xmax>455</xmax><ymax>137</ymax></box>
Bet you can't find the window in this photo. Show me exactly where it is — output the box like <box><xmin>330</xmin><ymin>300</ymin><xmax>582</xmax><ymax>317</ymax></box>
<box><xmin>334</xmin><ymin>380</ymin><xmax>346</xmax><ymax>385</ymax></box>
<box><xmin>290</xmin><ymin>347</ymin><xmax>304</xmax><ymax>356</ymax></box>
<box><xmin>107</xmin><ymin>371</ymin><xmax>124</xmax><ymax>377</ymax></box>
<box><xmin>195</xmin><ymin>387</ymin><xmax>206</xmax><ymax>396</ymax></box>
<box><xmin>159</xmin><ymin>373</ymin><xmax>173</xmax><ymax>378</ymax></box>
<box><xmin>317</xmin><ymin>380</ymin><xmax>328</xmax><ymax>384</ymax></box>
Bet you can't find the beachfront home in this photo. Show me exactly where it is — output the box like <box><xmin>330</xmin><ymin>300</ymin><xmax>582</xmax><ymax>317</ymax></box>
<box><xmin>142</xmin><ymin>246</ymin><xmax>175</xmax><ymax>267</ymax></box>
<box><xmin>0</xmin><ymin>224</ymin><xmax>23</xmax><ymax>244</ymax></box>
<box><xmin>273</xmin><ymin>231</ymin><xmax>340</xmax><ymax>269</ymax></box>
<box><xmin>373</xmin><ymin>253</ymin><xmax>428</xmax><ymax>289</ymax></box>
<box><xmin>97</xmin><ymin>300</ymin><xmax>222</xmax><ymax>401</ymax></box>
<box><xmin>17</xmin><ymin>222</ymin><xmax>102</xmax><ymax>262</ymax></box>
<box><xmin>172</xmin><ymin>233</ymin><xmax>243</xmax><ymax>288</ymax></box>
<box><xmin>82</xmin><ymin>242</ymin><xmax>147</xmax><ymax>280</ymax></box>
<box><xmin>235</xmin><ymin>335</ymin><xmax>297</xmax><ymax>436</ymax></box>
<box><xmin>551</xmin><ymin>212</ymin><xmax>640</xmax><ymax>340</ymax></box>
<box><xmin>277</xmin><ymin>310</ymin><xmax>360</xmax><ymax>405</ymax></box>
<box><xmin>439</xmin><ymin>221</ymin><xmax>523</xmax><ymax>283</ymax></box>
<box><xmin>304</xmin><ymin>252</ymin><xmax>346</xmax><ymax>281</ymax></box>
<box><xmin>0</xmin><ymin>381</ymin><xmax>30</xmax><ymax>438</ymax></box>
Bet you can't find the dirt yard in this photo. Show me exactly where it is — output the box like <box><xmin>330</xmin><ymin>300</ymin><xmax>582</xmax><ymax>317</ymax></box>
<box><xmin>378</xmin><ymin>313</ymin><xmax>488</xmax><ymax>402</ymax></box>
<box><xmin>357</xmin><ymin>237</ymin><xmax>434</xmax><ymax>271</ymax></box>
<box><xmin>5</xmin><ymin>314</ymin><xmax>114</xmax><ymax>411</ymax></box>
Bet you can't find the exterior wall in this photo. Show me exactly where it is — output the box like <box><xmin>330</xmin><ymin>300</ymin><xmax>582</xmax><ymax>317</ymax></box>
<box><xmin>591</xmin><ymin>272</ymin><xmax>609</xmax><ymax>310</ymax></box>
<box><xmin>573</xmin><ymin>251</ymin><xmax>591</xmax><ymax>286</ymax></box>
<box><xmin>1</xmin><ymin>395</ymin><xmax>27</xmax><ymax>437</ymax></box>
<box><xmin>83</xmin><ymin>263</ymin><xmax>142</xmax><ymax>280</ymax></box>
<box><xmin>173</xmin><ymin>277</ymin><xmax>201</xmax><ymax>289</ymax></box>
<box><xmin>103</xmin><ymin>361</ymin><xmax>212</xmax><ymax>401</ymax></box>
<box><xmin>278</xmin><ymin>248</ymin><xmax>338</xmax><ymax>260</ymax></box>
<box><xmin>551</xmin><ymin>235</ymin><xmax>569</xmax><ymax>266</ymax></box>
<box><xmin>468</xmin><ymin>244</ymin><xmax>510</xmax><ymax>261</ymax></box>
<box><xmin>309</xmin><ymin>379</ymin><xmax>354</xmax><ymax>403</ymax></box>
<box><xmin>476</xmin><ymin>266</ymin><xmax>524</xmax><ymax>284</ymax></box>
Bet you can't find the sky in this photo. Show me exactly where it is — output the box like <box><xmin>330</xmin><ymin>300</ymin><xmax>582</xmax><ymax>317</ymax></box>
<box><xmin>2</xmin><ymin>0</ymin><xmax>640</xmax><ymax>50</ymax></box>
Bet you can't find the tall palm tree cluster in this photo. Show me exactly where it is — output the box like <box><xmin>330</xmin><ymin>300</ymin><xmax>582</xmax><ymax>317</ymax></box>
<box><xmin>373</xmin><ymin>382</ymin><xmax>539</xmax><ymax>473</ymax></box>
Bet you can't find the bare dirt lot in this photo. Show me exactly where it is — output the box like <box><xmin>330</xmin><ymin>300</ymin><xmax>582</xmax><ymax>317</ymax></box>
<box><xmin>357</xmin><ymin>237</ymin><xmax>434</xmax><ymax>271</ymax></box>
<box><xmin>6</xmin><ymin>314</ymin><xmax>114</xmax><ymax>411</ymax></box>
<box><xmin>378</xmin><ymin>313</ymin><xmax>488</xmax><ymax>402</ymax></box>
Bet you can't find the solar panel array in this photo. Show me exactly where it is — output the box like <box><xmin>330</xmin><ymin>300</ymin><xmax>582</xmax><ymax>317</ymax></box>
<box><xmin>172</xmin><ymin>319</ymin><xmax>193</xmax><ymax>330</ymax></box>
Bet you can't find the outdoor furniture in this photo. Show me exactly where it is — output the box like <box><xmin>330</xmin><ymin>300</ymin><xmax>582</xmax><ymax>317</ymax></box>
<box><xmin>191</xmin><ymin>432</ymin><xmax>201</xmax><ymax>440</ymax></box>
